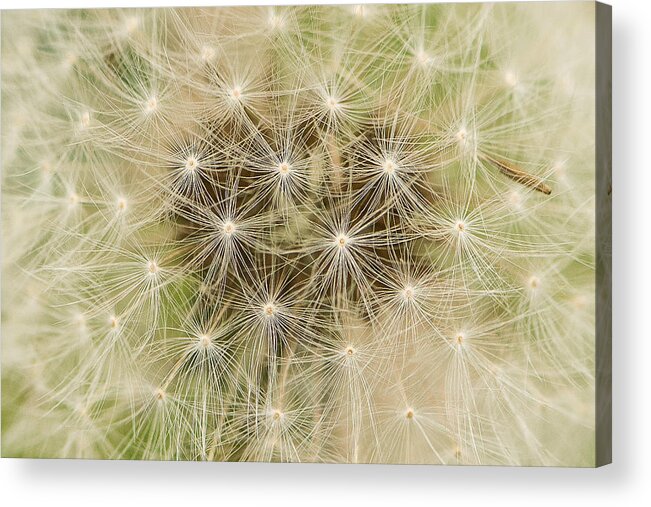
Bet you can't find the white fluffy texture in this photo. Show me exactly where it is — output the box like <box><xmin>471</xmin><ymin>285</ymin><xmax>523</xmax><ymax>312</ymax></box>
<box><xmin>1</xmin><ymin>4</ymin><xmax>596</xmax><ymax>465</ymax></box>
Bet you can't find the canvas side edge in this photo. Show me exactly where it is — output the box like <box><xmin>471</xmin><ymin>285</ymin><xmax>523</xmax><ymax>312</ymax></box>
<box><xmin>595</xmin><ymin>0</ymin><xmax>612</xmax><ymax>468</ymax></box>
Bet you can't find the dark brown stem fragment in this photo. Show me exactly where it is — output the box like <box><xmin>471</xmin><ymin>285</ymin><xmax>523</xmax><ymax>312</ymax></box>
<box><xmin>480</xmin><ymin>153</ymin><xmax>552</xmax><ymax>195</ymax></box>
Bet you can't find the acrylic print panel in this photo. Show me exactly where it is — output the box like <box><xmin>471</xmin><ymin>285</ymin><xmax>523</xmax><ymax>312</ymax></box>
<box><xmin>1</xmin><ymin>2</ymin><xmax>611</xmax><ymax>466</ymax></box>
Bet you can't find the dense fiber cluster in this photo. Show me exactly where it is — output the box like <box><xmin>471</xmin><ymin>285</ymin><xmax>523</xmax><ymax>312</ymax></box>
<box><xmin>2</xmin><ymin>4</ymin><xmax>596</xmax><ymax>464</ymax></box>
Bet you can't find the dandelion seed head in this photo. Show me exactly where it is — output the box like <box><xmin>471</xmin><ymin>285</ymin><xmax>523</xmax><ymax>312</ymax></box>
<box><xmin>267</xmin><ymin>14</ymin><xmax>284</xmax><ymax>31</ymax></box>
<box><xmin>200</xmin><ymin>45</ymin><xmax>216</xmax><ymax>62</ymax></box>
<box><xmin>455</xmin><ymin>128</ymin><xmax>468</xmax><ymax>145</ymax></box>
<box><xmin>73</xmin><ymin>312</ymin><xmax>86</xmax><ymax>328</ymax></box>
<box><xmin>146</xmin><ymin>260</ymin><xmax>159</xmax><ymax>275</ymax></box>
<box><xmin>40</xmin><ymin>160</ymin><xmax>53</xmax><ymax>176</ymax></box>
<box><xmin>124</xmin><ymin>16</ymin><xmax>140</xmax><ymax>35</ymax></box>
<box><xmin>572</xmin><ymin>294</ymin><xmax>588</xmax><ymax>310</ymax></box>
<box><xmin>277</xmin><ymin>161</ymin><xmax>292</xmax><ymax>176</ymax></box>
<box><xmin>335</xmin><ymin>233</ymin><xmax>350</xmax><ymax>249</ymax></box>
<box><xmin>198</xmin><ymin>334</ymin><xmax>212</xmax><ymax>349</ymax></box>
<box><xmin>229</xmin><ymin>86</ymin><xmax>243</xmax><ymax>102</ymax></box>
<box><xmin>382</xmin><ymin>158</ymin><xmax>398</xmax><ymax>176</ymax></box>
<box><xmin>79</xmin><ymin>111</ymin><xmax>91</xmax><ymax>129</ymax></box>
<box><xmin>326</xmin><ymin>96</ymin><xmax>340</xmax><ymax>111</ymax></box>
<box><xmin>75</xmin><ymin>402</ymin><xmax>88</xmax><ymax>418</ymax></box>
<box><xmin>63</xmin><ymin>51</ymin><xmax>78</xmax><ymax>69</ymax></box>
<box><xmin>504</xmin><ymin>70</ymin><xmax>518</xmax><ymax>87</ymax></box>
<box><xmin>144</xmin><ymin>96</ymin><xmax>158</xmax><ymax>114</ymax></box>
<box><xmin>2</xmin><ymin>5</ymin><xmax>597</xmax><ymax>465</ymax></box>
<box><xmin>528</xmin><ymin>275</ymin><xmax>541</xmax><ymax>290</ymax></box>
<box><xmin>67</xmin><ymin>192</ymin><xmax>80</xmax><ymax>209</ymax></box>
<box><xmin>263</xmin><ymin>302</ymin><xmax>277</xmax><ymax>317</ymax></box>
<box><xmin>184</xmin><ymin>156</ymin><xmax>198</xmax><ymax>172</ymax></box>
<box><xmin>453</xmin><ymin>220</ymin><xmax>467</xmax><ymax>236</ymax></box>
<box><xmin>415</xmin><ymin>49</ymin><xmax>432</xmax><ymax>68</ymax></box>
<box><xmin>222</xmin><ymin>220</ymin><xmax>236</xmax><ymax>236</ymax></box>
<box><xmin>116</xmin><ymin>197</ymin><xmax>128</xmax><ymax>214</ymax></box>
<box><xmin>401</xmin><ymin>285</ymin><xmax>415</xmax><ymax>302</ymax></box>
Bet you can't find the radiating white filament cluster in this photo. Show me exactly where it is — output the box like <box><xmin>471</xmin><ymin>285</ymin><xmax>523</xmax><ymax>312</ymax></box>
<box><xmin>1</xmin><ymin>4</ymin><xmax>597</xmax><ymax>466</ymax></box>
